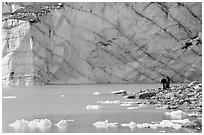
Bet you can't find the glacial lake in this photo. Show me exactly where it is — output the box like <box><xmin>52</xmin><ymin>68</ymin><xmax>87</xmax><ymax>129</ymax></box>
<box><xmin>2</xmin><ymin>84</ymin><xmax>201</xmax><ymax>133</ymax></box>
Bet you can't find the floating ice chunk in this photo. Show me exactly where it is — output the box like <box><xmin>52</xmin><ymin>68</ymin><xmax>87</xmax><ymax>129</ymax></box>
<box><xmin>121</xmin><ymin>101</ymin><xmax>135</xmax><ymax>104</ymax></box>
<box><xmin>127</xmin><ymin>107</ymin><xmax>139</xmax><ymax>110</ymax></box>
<box><xmin>137</xmin><ymin>123</ymin><xmax>150</xmax><ymax>128</ymax></box>
<box><xmin>3</xmin><ymin>96</ymin><xmax>16</xmax><ymax>99</ymax></box>
<box><xmin>111</xmin><ymin>90</ymin><xmax>127</xmax><ymax>95</ymax></box>
<box><xmin>97</xmin><ymin>100</ymin><xmax>120</xmax><ymax>104</ymax></box>
<box><xmin>165</xmin><ymin>110</ymin><xmax>188</xmax><ymax>120</ymax></box>
<box><xmin>60</xmin><ymin>95</ymin><xmax>66</xmax><ymax>97</ymax></box>
<box><xmin>160</xmin><ymin>130</ymin><xmax>166</xmax><ymax>133</ymax></box>
<box><xmin>121</xmin><ymin>121</ymin><xmax>137</xmax><ymax>130</ymax></box>
<box><xmin>37</xmin><ymin>119</ymin><xmax>52</xmax><ymax>129</ymax></box>
<box><xmin>121</xmin><ymin>103</ymin><xmax>131</xmax><ymax>107</ymax></box>
<box><xmin>86</xmin><ymin>105</ymin><xmax>103</xmax><ymax>110</ymax></box>
<box><xmin>93</xmin><ymin>120</ymin><xmax>118</xmax><ymax>129</ymax></box>
<box><xmin>28</xmin><ymin>119</ymin><xmax>41</xmax><ymax>129</ymax></box>
<box><xmin>9</xmin><ymin>119</ymin><xmax>29</xmax><ymax>129</ymax></box>
<box><xmin>171</xmin><ymin>119</ymin><xmax>190</xmax><ymax>124</ymax></box>
<box><xmin>113</xmin><ymin>100</ymin><xmax>120</xmax><ymax>104</ymax></box>
<box><xmin>92</xmin><ymin>92</ymin><xmax>100</xmax><ymax>95</ymax></box>
<box><xmin>138</xmin><ymin>104</ymin><xmax>147</xmax><ymax>108</ymax></box>
<box><xmin>66</xmin><ymin>119</ymin><xmax>75</xmax><ymax>122</ymax></box>
<box><xmin>9</xmin><ymin>118</ymin><xmax>52</xmax><ymax>130</ymax></box>
<box><xmin>130</xmin><ymin>119</ymin><xmax>190</xmax><ymax>130</ymax></box>
<box><xmin>160</xmin><ymin>120</ymin><xmax>181</xmax><ymax>130</ymax></box>
<box><xmin>55</xmin><ymin>120</ymin><xmax>68</xmax><ymax>128</ymax></box>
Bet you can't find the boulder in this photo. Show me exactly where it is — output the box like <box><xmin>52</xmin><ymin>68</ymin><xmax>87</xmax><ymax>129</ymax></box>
<box><xmin>182</xmin><ymin>119</ymin><xmax>202</xmax><ymax>130</ymax></box>
<box><xmin>139</xmin><ymin>92</ymin><xmax>156</xmax><ymax>99</ymax></box>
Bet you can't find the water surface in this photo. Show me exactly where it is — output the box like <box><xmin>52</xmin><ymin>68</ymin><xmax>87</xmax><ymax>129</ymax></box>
<box><xmin>2</xmin><ymin>84</ymin><xmax>199</xmax><ymax>133</ymax></box>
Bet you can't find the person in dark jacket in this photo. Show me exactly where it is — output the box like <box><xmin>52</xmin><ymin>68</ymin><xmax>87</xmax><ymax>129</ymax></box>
<box><xmin>166</xmin><ymin>76</ymin><xmax>171</xmax><ymax>89</ymax></box>
<box><xmin>160</xmin><ymin>77</ymin><xmax>167</xmax><ymax>90</ymax></box>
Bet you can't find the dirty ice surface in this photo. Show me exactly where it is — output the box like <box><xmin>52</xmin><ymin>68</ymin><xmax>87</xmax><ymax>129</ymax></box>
<box><xmin>2</xmin><ymin>84</ymin><xmax>201</xmax><ymax>133</ymax></box>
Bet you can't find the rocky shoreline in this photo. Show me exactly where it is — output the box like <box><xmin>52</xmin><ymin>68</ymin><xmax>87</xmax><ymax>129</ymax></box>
<box><xmin>113</xmin><ymin>81</ymin><xmax>202</xmax><ymax>131</ymax></box>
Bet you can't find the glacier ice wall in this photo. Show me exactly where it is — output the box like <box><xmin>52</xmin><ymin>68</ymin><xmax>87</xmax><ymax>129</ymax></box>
<box><xmin>2</xmin><ymin>2</ymin><xmax>202</xmax><ymax>85</ymax></box>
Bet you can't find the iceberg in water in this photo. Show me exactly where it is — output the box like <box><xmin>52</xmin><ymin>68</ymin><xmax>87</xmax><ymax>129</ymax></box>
<box><xmin>9</xmin><ymin>119</ymin><xmax>29</xmax><ymax>129</ymax></box>
<box><xmin>97</xmin><ymin>100</ymin><xmax>120</xmax><ymax>104</ymax></box>
<box><xmin>93</xmin><ymin>120</ymin><xmax>118</xmax><ymax>129</ymax></box>
<box><xmin>138</xmin><ymin>104</ymin><xmax>147</xmax><ymax>108</ymax></box>
<box><xmin>121</xmin><ymin>103</ymin><xmax>132</xmax><ymax>107</ymax></box>
<box><xmin>165</xmin><ymin>110</ymin><xmax>188</xmax><ymax>120</ymax></box>
<box><xmin>31</xmin><ymin>119</ymin><xmax>52</xmax><ymax>130</ymax></box>
<box><xmin>3</xmin><ymin>96</ymin><xmax>16</xmax><ymax>99</ymax></box>
<box><xmin>92</xmin><ymin>92</ymin><xmax>101</xmax><ymax>95</ymax></box>
<box><xmin>55</xmin><ymin>120</ymin><xmax>68</xmax><ymax>128</ymax></box>
<box><xmin>121</xmin><ymin>119</ymin><xmax>190</xmax><ymax>130</ymax></box>
<box><xmin>60</xmin><ymin>95</ymin><xmax>66</xmax><ymax>97</ymax></box>
<box><xmin>127</xmin><ymin>107</ymin><xmax>139</xmax><ymax>110</ymax></box>
<box><xmin>9</xmin><ymin>118</ymin><xmax>52</xmax><ymax>130</ymax></box>
<box><xmin>111</xmin><ymin>90</ymin><xmax>127</xmax><ymax>95</ymax></box>
<box><xmin>28</xmin><ymin>119</ymin><xmax>41</xmax><ymax>129</ymax></box>
<box><xmin>86</xmin><ymin>105</ymin><xmax>103</xmax><ymax>110</ymax></box>
<box><xmin>121</xmin><ymin>121</ymin><xmax>137</xmax><ymax>130</ymax></box>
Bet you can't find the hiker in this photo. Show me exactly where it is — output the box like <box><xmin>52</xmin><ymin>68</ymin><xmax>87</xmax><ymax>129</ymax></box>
<box><xmin>160</xmin><ymin>77</ymin><xmax>167</xmax><ymax>90</ymax></box>
<box><xmin>166</xmin><ymin>76</ymin><xmax>171</xmax><ymax>89</ymax></box>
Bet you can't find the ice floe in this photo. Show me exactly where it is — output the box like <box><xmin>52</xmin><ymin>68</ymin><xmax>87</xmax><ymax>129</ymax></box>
<box><xmin>9</xmin><ymin>119</ymin><xmax>29</xmax><ymax>129</ymax></box>
<box><xmin>121</xmin><ymin>119</ymin><xmax>190</xmax><ymax>130</ymax></box>
<box><xmin>97</xmin><ymin>100</ymin><xmax>120</xmax><ymax>104</ymax></box>
<box><xmin>121</xmin><ymin>101</ymin><xmax>136</xmax><ymax>104</ymax></box>
<box><xmin>86</xmin><ymin>105</ymin><xmax>103</xmax><ymax>110</ymax></box>
<box><xmin>160</xmin><ymin>130</ymin><xmax>166</xmax><ymax>132</ymax></box>
<box><xmin>9</xmin><ymin>118</ymin><xmax>52</xmax><ymax>130</ymax></box>
<box><xmin>111</xmin><ymin>90</ymin><xmax>127</xmax><ymax>95</ymax></box>
<box><xmin>121</xmin><ymin>121</ymin><xmax>137</xmax><ymax>130</ymax></box>
<box><xmin>9</xmin><ymin>118</ymin><xmax>76</xmax><ymax>130</ymax></box>
<box><xmin>93</xmin><ymin>120</ymin><xmax>118</xmax><ymax>129</ymax></box>
<box><xmin>138</xmin><ymin>104</ymin><xmax>147</xmax><ymax>108</ymax></box>
<box><xmin>60</xmin><ymin>95</ymin><xmax>66</xmax><ymax>97</ymax></box>
<box><xmin>165</xmin><ymin>110</ymin><xmax>188</xmax><ymax>120</ymax></box>
<box><xmin>3</xmin><ymin>96</ymin><xmax>16</xmax><ymax>99</ymax></box>
<box><xmin>92</xmin><ymin>92</ymin><xmax>101</xmax><ymax>95</ymax></box>
<box><xmin>121</xmin><ymin>103</ymin><xmax>132</xmax><ymax>107</ymax></box>
<box><xmin>31</xmin><ymin>119</ymin><xmax>52</xmax><ymax>130</ymax></box>
<box><xmin>127</xmin><ymin>107</ymin><xmax>139</xmax><ymax>110</ymax></box>
<box><xmin>55</xmin><ymin>120</ymin><xmax>68</xmax><ymax>128</ymax></box>
<box><xmin>66</xmin><ymin>119</ymin><xmax>75</xmax><ymax>122</ymax></box>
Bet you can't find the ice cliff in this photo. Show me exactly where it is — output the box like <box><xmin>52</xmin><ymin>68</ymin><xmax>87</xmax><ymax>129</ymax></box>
<box><xmin>2</xmin><ymin>2</ymin><xmax>202</xmax><ymax>85</ymax></box>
